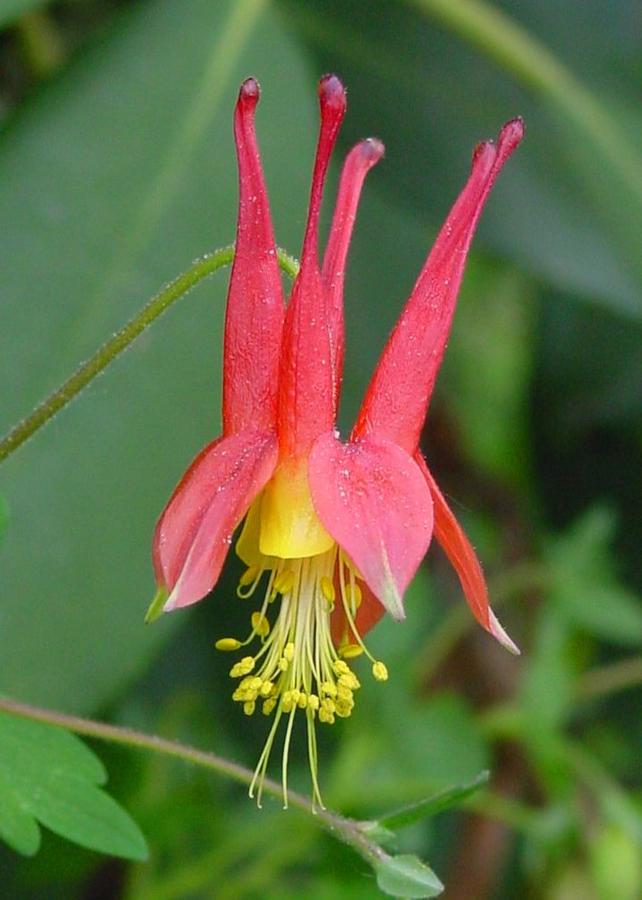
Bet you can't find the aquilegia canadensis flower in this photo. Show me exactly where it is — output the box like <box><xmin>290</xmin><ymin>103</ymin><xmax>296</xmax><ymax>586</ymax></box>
<box><xmin>149</xmin><ymin>75</ymin><xmax>523</xmax><ymax>807</ymax></box>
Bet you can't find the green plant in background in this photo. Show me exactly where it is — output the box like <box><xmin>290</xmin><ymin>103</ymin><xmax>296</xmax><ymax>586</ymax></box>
<box><xmin>1</xmin><ymin>1</ymin><xmax>641</xmax><ymax>898</ymax></box>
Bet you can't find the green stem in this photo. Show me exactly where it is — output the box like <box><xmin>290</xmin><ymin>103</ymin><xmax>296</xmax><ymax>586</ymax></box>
<box><xmin>576</xmin><ymin>656</ymin><xmax>642</xmax><ymax>702</ymax></box>
<box><xmin>0</xmin><ymin>246</ymin><xmax>299</xmax><ymax>465</ymax></box>
<box><xmin>0</xmin><ymin>696</ymin><xmax>385</xmax><ymax>867</ymax></box>
<box><xmin>408</xmin><ymin>0</ymin><xmax>642</xmax><ymax>203</ymax></box>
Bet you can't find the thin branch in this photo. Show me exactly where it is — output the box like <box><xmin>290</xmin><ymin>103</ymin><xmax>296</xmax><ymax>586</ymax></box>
<box><xmin>0</xmin><ymin>246</ymin><xmax>299</xmax><ymax>464</ymax></box>
<box><xmin>0</xmin><ymin>696</ymin><xmax>384</xmax><ymax>866</ymax></box>
<box><xmin>576</xmin><ymin>656</ymin><xmax>642</xmax><ymax>702</ymax></box>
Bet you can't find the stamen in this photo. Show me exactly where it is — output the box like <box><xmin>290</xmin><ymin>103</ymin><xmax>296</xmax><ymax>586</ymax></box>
<box><xmin>215</xmin><ymin>638</ymin><xmax>242</xmax><ymax>651</ymax></box>
<box><xmin>372</xmin><ymin>660</ymin><xmax>389</xmax><ymax>681</ymax></box>
<box><xmin>251</xmin><ymin>611</ymin><xmax>270</xmax><ymax>638</ymax></box>
<box><xmin>217</xmin><ymin>545</ymin><xmax>388</xmax><ymax>807</ymax></box>
<box><xmin>236</xmin><ymin>564</ymin><xmax>263</xmax><ymax>598</ymax></box>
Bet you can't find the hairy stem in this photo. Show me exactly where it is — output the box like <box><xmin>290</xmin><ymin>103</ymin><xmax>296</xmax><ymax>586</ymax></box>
<box><xmin>0</xmin><ymin>696</ymin><xmax>384</xmax><ymax>866</ymax></box>
<box><xmin>0</xmin><ymin>247</ymin><xmax>299</xmax><ymax>464</ymax></box>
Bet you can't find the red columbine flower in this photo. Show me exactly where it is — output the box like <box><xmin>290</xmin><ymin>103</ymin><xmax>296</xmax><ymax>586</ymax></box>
<box><xmin>149</xmin><ymin>75</ymin><xmax>523</xmax><ymax>806</ymax></box>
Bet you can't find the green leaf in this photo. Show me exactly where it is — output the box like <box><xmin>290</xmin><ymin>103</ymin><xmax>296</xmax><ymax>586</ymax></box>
<box><xmin>0</xmin><ymin>711</ymin><xmax>148</xmax><ymax>860</ymax></box>
<box><xmin>0</xmin><ymin>493</ymin><xmax>8</xmax><ymax>547</ymax></box>
<box><xmin>377</xmin><ymin>770</ymin><xmax>490</xmax><ymax>830</ymax></box>
<box><xmin>0</xmin><ymin>0</ymin><xmax>316</xmax><ymax>713</ymax></box>
<box><xmin>548</xmin><ymin>508</ymin><xmax>642</xmax><ymax>645</ymax></box>
<box><xmin>375</xmin><ymin>854</ymin><xmax>444</xmax><ymax>899</ymax></box>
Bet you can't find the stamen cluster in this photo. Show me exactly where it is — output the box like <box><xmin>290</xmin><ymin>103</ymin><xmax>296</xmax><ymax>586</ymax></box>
<box><xmin>215</xmin><ymin>550</ymin><xmax>388</xmax><ymax>807</ymax></box>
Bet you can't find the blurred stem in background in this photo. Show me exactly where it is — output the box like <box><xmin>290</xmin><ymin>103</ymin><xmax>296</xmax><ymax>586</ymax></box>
<box><xmin>407</xmin><ymin>0</ymin><xmax>642</xmax><ymax>206</ymax></box>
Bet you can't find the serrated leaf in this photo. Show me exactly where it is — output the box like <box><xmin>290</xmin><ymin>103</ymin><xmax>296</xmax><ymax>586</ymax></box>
<box><xmin>375</xmin><ymin>854</ymin><xmax>444</xmax><ymax>899</ymax></box>
<box><xmin>377</xmin><ymin>771</ymin><xmax>490</xmax><ymax>830</ymax></box>
<box><xmin>0</xmin><ymin>711</ymin><xmax>147</xmax><ymax>860</ymax></box>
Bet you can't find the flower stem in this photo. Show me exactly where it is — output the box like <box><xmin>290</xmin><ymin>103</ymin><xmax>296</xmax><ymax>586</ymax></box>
<box><xmin>0</xmin><ymin>246</ymin><xmax>299</xmax><ymax>465</ymax></box>
<box><xmin>0</xmin><ymin>696</ymin><xmax>384</xmax><ymax>866</ymax></box>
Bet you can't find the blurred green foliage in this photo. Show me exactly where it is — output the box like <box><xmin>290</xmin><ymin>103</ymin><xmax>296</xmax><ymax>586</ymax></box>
<box><xmin>1</xmin><ymin>0</ymin><xmax>641</xmax><ymax>897</ymax></box>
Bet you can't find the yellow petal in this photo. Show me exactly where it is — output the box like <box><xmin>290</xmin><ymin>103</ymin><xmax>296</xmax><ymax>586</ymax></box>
<box><xmin>259</xmin><ymin>462</ymin><xmax>334</xmax><ymax>559</ymax></box>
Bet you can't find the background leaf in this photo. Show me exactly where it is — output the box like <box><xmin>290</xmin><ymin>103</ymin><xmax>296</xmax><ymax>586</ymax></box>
<box><xmin>0</xmin><ymin>0</ymin><xmax>316</xmax><ymax>713</ymax></box>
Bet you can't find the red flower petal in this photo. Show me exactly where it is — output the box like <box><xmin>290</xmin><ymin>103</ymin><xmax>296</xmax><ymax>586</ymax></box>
<box><xmin>354</xmin><ymin>119</ymin><xmax>524</xmax><ymax>452</ymax></box>
<box><xmin>416</xmin><ymin>454</ymin><xmax>519</xmax><ymax>654</ymax></box>
<box><xmin>153</xmin><ymin>429</ymin><xmax>277</xmax><ymax>610</ymax></box>
<box><xmin>322</xmin><ymin>138</ymin><xmax>384</xmax><ymax>408</ymax></box>
<box><xmin>223</xmin><ymin>78</ymin><xmax>284</xmax><ymax>435</ymax></box>
<box><xmin>278</xmin><ymin>75</ymin><xmax>347</xmax><ymax>460</ymax></box>
<box><xmin>308</xmin><ymin>432</ymin><xmax>433</xmax><ymax>620</ymax></box>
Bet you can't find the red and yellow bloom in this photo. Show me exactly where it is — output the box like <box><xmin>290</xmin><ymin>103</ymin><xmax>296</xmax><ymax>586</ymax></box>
<box><xmin>150</xmin><ymin>75</ymin><xmax>523</xmax><ymax>806</ymax></box>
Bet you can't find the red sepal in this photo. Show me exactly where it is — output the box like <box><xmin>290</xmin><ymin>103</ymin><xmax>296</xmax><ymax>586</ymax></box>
<box><xmin>415</xmin><ymin>454</ymin><xmax>519</xmax><ymax>654</ymax></box>
<box><xmin>354</xmin><ymin>119</ymin><xmax>524</xmax><ymax>452</ymax></box>
<box><xmin>308</xmin><ymin>432</ymin><xmax>433</xmax><ymax>620</ymax></box>
<box><xmin>153</xmin><ymin>429</ymin><xmax>278</xmax><ymax>610</ymax></box>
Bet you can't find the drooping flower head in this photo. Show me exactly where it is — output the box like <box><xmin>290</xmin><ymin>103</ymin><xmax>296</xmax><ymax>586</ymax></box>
<box><xmin>150</xmin><ymin>75</ymin><xmax>523</xmax><ymax>807</ymax></box>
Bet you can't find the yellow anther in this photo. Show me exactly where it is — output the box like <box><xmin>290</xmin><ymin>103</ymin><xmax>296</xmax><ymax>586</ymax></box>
<box><xmin>290</xmin><ymin>689</ymin><xmax>301</xmax><ymax>705</ymax></box>
<box><xmin>348</xmin><ymin>582</ymin><xmax>362</xmax><ymax>610</ymax></box>
<box><xmin>320</xmin><ymin>576</ymin><xmax>336</xmax><ymax>608</ymax></box>
<box><xmin>243</xmin><ymin>701</ymin><xmax>256</xmax><ymax>716</ymax></box>
<box><xmin>338</xmin><ymin>672</ymin><xmax>360</xmax><ymax>690</ymax></box>
<box><xmin>215</xmin><ymin>638</ymin><xmax>242</xmax><ymax>651</ymax></box>
<box><xmin>282</xmin><ymin>691</ymin><xmax>295</xmax><ymax>712</ymax></box>
<box><xmin>372</xmin><ymin>660</ymin><xmax>389</xmax><ymax>682</ymax></box>
<box><xmin>248</xmin><ymin>676</ymin><xmax>262</xmax><ymax>691</ymax></box>
<box><xmin>337</xmin><ymin>684</ymin><xmax>354</xmax><ymax>702</ymax></box>
<box><xmin>298</xmin><ymin>693</ymin><xmax>308</xmax><ymax>709</ymax></box>
<box><xmin>335</xmin><ymin>700</ymin><xmax>354</xmax><ymax>718</ymax></box>
<box><xmin>251</xmin><ymin>611</ymin><xmax>270</xmax><ymax>638</ymax></box>
<box><xmin>339</xmin><ymin>643</ymin><xmax>364</xmax><ymax>659</ymax></box>
<box><xmin>260</xmin><ymin>680</ymin><xmax>274</xmax><ymax>697</ymax></box>
<box><xmin>321</xmin><ymin>681</ymin><xmax>337</xmax><ymax>697</ymax></box>
<box><xmin>273</xmin><ymin>570</ymin><xmax>295</xmax><ymax>595</ymax></box>
<box><xmin>333</xmin><ymin>660</ymin><xmax>350</xmax><ymax>676</ymax></box>
<box><xmin>283</xmin><ymin>642</ymin><xmax>295</xmax><ymax>661</ymax></box>
<box><xmin>239</xmin><ymin>565</ymin><xmax>260</xmax><ymax>587</ymax></box>
<box><xmin>308</xmin><ymin>694</ymin><xmax>319</xmax><ymax>711</ymax></box>
<box><xmin>318</xmin><ymin>701</ymin><xmax>335</xmax><ymax>724</ymax></box>
<box><xmin>278</xmin><ymin>657</ymin><xmax>289</xmax><ymax>671</ymax></box>
<box><xmin>230</xmin><ymin>656</ymin><xmax>255</xmax><ymax>678</ymax></box>
<box><xmin>262</xmin><ymin>698</ymin><xmax>276</xmax><ymax>715</ymax></box>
